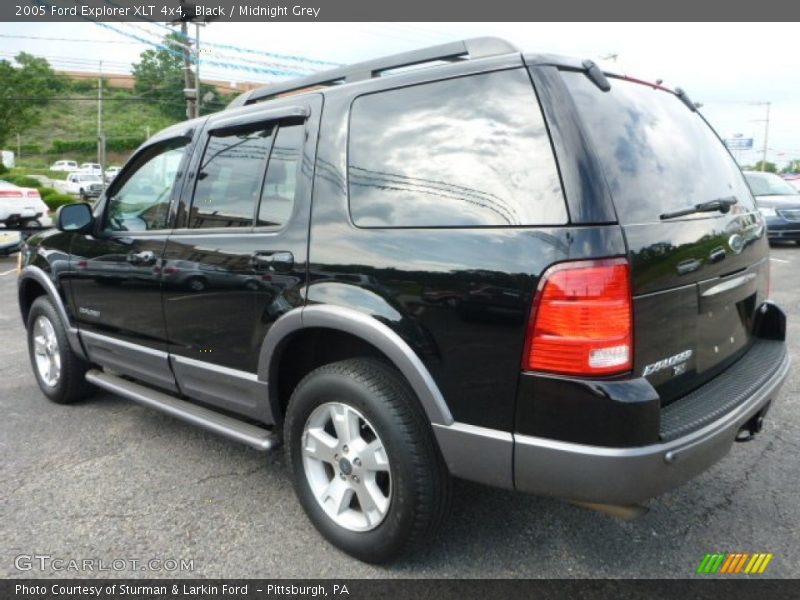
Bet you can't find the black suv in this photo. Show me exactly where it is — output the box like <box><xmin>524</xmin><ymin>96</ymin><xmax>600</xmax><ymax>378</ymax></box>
<box><xmin>17</xmin><ymin>38</ymin><xmax>790</xmax><ymax>562</ymax></box>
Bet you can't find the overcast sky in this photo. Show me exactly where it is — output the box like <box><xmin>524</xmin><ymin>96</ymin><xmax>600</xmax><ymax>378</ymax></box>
<box><xmin>1</xmin><ymin>21</ymin><xmax>798</xmax><ymax>166</ymax></box>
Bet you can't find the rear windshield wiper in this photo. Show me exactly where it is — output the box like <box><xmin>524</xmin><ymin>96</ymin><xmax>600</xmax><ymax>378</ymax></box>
<box><xmin>660</xmin><ymin>196</ymin><xmax>738</xmax><ymax>220</ymax></box>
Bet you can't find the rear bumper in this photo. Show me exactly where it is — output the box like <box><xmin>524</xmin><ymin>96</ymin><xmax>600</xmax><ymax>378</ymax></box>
<box><xmin>513</xmin><ymin>349</ymin><xmax>790</xmax><ymax>504</ymax></box>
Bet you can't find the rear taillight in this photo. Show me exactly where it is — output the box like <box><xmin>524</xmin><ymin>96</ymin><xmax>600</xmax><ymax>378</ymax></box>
<box><xmin>0</xmin><ymin>190</ymin><xmax>22</xmax><ymax>198</ymax></box>
<box><xmin>26</xmin><ymin>189</ymin><xmax>40</xmax><ymax>198</ymax></box>
<box><xmin>523</xmin><ymin>258</ymin><xmax>633</xmax><ymax>376</ymax></box>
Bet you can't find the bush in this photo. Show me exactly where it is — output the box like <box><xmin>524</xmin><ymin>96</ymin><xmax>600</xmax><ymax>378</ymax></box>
<box><xmin>0</xmin><ymin>160</ymin><xmax>7</xmax><ymax>176</ymax></box>
<box><xmin>51</xmin><ymin>136</ymin><xmax>144</xmax><ymax>154</ymax></box>
<box><xmin>39</xmin><ymin>187</ymin><xmax>75</xmax><ymax>209</ymax></box>
<box><xmin>3</xmin><ymin>174</ymin><xmax>42</xmax><ymax>188</ymax></box>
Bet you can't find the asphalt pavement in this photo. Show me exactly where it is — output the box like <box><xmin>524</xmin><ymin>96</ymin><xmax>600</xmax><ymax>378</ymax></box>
<box><xmin>1</xmin><ymin>245</ymin><xmax>798</xmax><ymax>578</ymax></box>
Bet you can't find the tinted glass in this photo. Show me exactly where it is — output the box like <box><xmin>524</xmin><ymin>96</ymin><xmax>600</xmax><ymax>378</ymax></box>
<box><xmin>190</xmin><ymin>125</ymin><xmax>274</xmax><ymax>228</ymax></box>
<box><xmin>106</xmin><ymin>140</ymin><xmax>187</xmax><ymax>232</ymax></box>
<box><xmin>348</xmin><ymin>69</ymin><xmax>566</xmax><ymax>227</ymax></box>
<box><xmin>562</xmin><ymin>72</ymin><xmax>756</xmax><ymax>224</ymax></box>
<box><xmin>257</xmin><ymin>123</ymin><xmax>304</xmax><ymax>227</ymax></box>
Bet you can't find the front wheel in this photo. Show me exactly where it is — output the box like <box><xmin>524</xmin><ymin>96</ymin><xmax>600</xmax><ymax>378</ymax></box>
<box><xmin>26</xmin><ymin>296</ymin><xmax>95</xmax><ymax>404</ymax></box>
<box><xmin>284</xmin><ymin>358</ymin><xmax>451</xmax><ymax>563</ymax></box>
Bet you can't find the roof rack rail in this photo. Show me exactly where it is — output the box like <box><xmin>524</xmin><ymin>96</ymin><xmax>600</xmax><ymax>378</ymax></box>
<box><xmin>227</xmin><ymin>37</ymin><xmax>519</xmax><ymax>109</ymax></box>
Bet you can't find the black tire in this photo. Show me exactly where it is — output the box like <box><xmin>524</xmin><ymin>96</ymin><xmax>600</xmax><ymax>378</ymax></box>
<box><xmin>26</xmin><ymin>296</ymin><xmax>95</xmax><ymax>404</ymax></box>
<box><xmin>284</xmin><ymin>358</ymin><xmax>451</xmax><ymax>563</ymax></box>
<box><xmin>185</xmin><ymin>276</ymin><xmax>207</xmax><ymax>292</ymax></box>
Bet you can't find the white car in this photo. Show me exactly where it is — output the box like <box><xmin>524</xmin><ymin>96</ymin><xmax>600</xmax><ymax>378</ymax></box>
<box><xmin>0</xmin><ymin>180</ymin><xmax>53</xmax><ymax>228</ymax></box>
<box><xmin>79</xmin><ymin>162</ymin><xmax>102</xmax><ymax>175</ymax></box>
<box><xmin>55</xmin><ymin>173</ymin><xmax>104</xmax><ymax>200</ymax></box>
<box><xmin>50</xmin><ymin>160</ymin><xmax>78</xmax><ymax>172</ymax></box>
<box><xmin>105</xmin><ymin>166</ymin><xmax>122</xmax><ymax>183</ymax></box>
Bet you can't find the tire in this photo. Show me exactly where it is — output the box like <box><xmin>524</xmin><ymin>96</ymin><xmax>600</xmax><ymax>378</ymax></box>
<box><xmin>26</xmin><ymin>296</ymin><xmax>95</xmax><ymax>404</ymax></box>
<box><xmin>186</xmin><ymin>276</ymin><xmax>207</xmax><ymax>292</ymax></box>
<box><xmin>285</xmin><ymin>358</ymin><xmax>451</xmax><ymax>563</ymax></box>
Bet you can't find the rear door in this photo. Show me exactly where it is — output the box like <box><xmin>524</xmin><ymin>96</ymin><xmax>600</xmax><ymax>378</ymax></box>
<box><xmin>162</xmin><ymin>97</ymin><xmax>321</xmax><ymax>420</ymax></box>
<box><xmin>560</xmin><ymin>71</ymin><xmax>768</xmax><ymax>403</ymax></box>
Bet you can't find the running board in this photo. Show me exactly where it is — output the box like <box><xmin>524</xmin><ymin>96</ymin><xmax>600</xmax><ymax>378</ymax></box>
<box><xmin>85</xmin><ymin>369</ymin><xmax>279</xmax><ymax>451</ymax></box>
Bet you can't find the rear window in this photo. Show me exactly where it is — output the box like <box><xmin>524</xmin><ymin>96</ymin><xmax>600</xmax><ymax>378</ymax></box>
<box><xmin>562</xmin><ymin>72</ymin><xmax>755</xmax><ymax>225</ymax></box>
<box><xmin>348</xmin><ymin>69</ymin><xmax>566</xmax><ymax>228</ymax></box>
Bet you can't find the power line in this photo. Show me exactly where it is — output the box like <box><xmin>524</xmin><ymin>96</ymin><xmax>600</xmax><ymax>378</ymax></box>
<box><xmin>0</xmin><ymin>33</ymin><xmax>141</xmax><ymax>45</ymax></box>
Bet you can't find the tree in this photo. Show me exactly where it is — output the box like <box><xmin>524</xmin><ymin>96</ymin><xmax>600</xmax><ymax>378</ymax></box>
<box><xmin>781</xmin><ymin>159</ymin><xmax>800</xmax><ymax>174</ymax></box>
<box><xmin>0</xmin><ymin>53</ymin><xmax>66</xmax><ymax>149</ymax></box>
<box><xmin>132</xmin><ymin>32</ymin><xmax>218</xmax><ymax>121</ymax></box>
<box><xmin>750</xmin><ymin>160</ymin><xmax>778</xmax><ymax>173</ymax></box>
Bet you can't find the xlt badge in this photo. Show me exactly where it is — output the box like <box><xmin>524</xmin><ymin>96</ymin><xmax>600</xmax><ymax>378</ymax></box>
<box><xmin>643</xmin><ymin>349</ymin><xmax>693</xmax><ymax>377</ymax></box>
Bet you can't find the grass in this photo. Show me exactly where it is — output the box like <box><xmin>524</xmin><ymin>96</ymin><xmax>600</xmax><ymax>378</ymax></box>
<box><xmin>14</xmin><ymin>84</ymin><xmax>179</xmax><ymax>164</ymax></box>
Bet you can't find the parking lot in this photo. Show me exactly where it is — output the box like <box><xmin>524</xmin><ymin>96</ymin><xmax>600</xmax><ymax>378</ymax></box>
<box><xmin>1</xmin><ymin>245</ymin><xmax>798</xmax><ymax>579</ymax></box>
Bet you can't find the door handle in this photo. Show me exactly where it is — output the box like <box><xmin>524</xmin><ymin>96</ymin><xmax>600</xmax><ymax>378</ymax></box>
<box><xmin>251</xmin><ymin>251</ymin><xmax>294</xmax><ymax>273</ymax></box>
<box><xmin>127</xmin><ymin>250</ymin><xmax>156</xmax><ymax>265</ymax></box>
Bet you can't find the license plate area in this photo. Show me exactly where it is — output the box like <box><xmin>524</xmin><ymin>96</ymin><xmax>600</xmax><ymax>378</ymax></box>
<box><xmin>696</xmin><ymin>268</ymin><xmax>759</xmax><ymax>372</ymax></box>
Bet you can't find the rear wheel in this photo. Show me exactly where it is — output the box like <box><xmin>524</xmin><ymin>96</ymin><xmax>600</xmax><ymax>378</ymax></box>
<box><xmin>26</xmin><ymin>296</ymin><xmax>94</xmax><ymax>404</ymax></box>
<box><xmin>285</xmin><ymin>358</ymin><xmax>450</xmax><ymax>563</ymax></box>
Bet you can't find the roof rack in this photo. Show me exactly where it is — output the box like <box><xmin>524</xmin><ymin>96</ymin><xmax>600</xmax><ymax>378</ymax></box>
<box><xmin>227</xmin><ymin>37</ymin><xmax>519</xmax><ymax>109</ymax></box>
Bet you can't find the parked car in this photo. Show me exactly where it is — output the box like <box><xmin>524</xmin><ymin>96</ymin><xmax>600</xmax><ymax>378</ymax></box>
<box><xmin>0</xmin><ymin>229</ymin><xmax>22</xmax><ymax>255</ymax></box>
<box><xmin>49</xmin><ymin>160</ymin><xmax>78</xmax><ymax>172</ymax></box>
<box><xmin>744</xmin><ymin>171</ymin><xmax>800</xmax><ymax>244</ymax></box>
<box><xmin>105</xmin><ymin>166</ymin><xmax>122</xmax><ymax>183</ymax></box>
<box><xmin>79</xmin><ymin>162</ymin><xmax>102</xmax><ymax>175</ymax></box>
<box><xmin>0</xmin><ymin>180</ymin><xmax>52</xmax><ymax>228</ymax></box>
<box><xmin>55</xmin><ymin>172</ymin><xmax>104</xmax><ymax>201</ymax></box>
<box><xmin>17</xmin><ymin>38</ymin><xmax>789</xmax><ymax>563</ymax></box>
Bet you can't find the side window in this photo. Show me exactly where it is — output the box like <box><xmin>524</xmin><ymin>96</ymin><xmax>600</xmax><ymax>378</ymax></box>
<box><xmin>348</xmin><ymin>69</ymin><xmax>567</xmax><ymax>227</ymax></box>
<box><xmin>189</xmin><ymin>124</ymin><xmax>275</xmax><ymax>229</ymax></box>
<box><xmin>106</xmin><ymin>139</ymin><xmax>188</xmax><ymax>232</ymax></box>
<box><xmin>257</xmin><ymin>123</ymin><xmax>304</xmax><ymax>227</ymax></box>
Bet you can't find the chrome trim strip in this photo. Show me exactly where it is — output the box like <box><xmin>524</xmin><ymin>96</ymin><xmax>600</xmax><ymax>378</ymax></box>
<box><xmin>432</xmin><ymin>422</ymin><xmax>513</xmax><ymax>489</ymax></box>
<box><xmin>79</xmin><ymin>330</ymin><xmax>177</xmax><ymax>392</ymax></box>
<box><xmin>18</xmin><ymin>265</ymin><xmax>87</xmax><ymax>360</ymax></box>
<box><xmin>170</xmin><ymin>354</ymin><xmax>271</xmax><ymax>423</ymax></box>
<box><xmin>701</xmin><ymin>272</ymin><xmax>757</xmax><ymax>298</ymax></box>
<box><xmin>86</xmin><ymin>369</ymin><xmax>278</xmax><ymax>451</ymax></box>
<box><xmin>258</xmin><ymin>305</ymin><xmax>454</xmax><ymax>426</ymax></box>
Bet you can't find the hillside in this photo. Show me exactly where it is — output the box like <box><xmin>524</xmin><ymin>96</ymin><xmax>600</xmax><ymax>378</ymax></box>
<box><xmin>13</xmin><ymin>82</ymin><xmax>181</xmax><ymax>167</ymax></box>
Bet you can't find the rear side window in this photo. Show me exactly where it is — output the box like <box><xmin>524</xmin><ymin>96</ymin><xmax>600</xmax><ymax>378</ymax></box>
<box><xmin>562</xmin><ymin>72</ymin><xmax>756</xmax><ymax>224</ymax></box>
<box><xmin>257</xmin><ymin>123</ymin><xmax>304</xmax><ymax>227</ymax></box>
<box><xmin>190</xmin><ymin>125</ymin><xmax>275</xmax><ymax>228</ymax></box>
<box><xmin>348</xmin><ymin>69</ymin><xmax>566</xmax><ymax>228</ymax></box>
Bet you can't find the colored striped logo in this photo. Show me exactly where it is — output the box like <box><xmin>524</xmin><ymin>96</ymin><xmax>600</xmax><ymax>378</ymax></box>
<box><xmin>696</xmin><ymin>552</ymin><xmax>773</xmax><ymax>574</ymax></box>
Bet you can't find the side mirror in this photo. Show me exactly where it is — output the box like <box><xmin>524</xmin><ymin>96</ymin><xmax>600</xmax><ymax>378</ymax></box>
<box><xmin>57</xmin><ymin>203</ymin><xmax>94</xmax><ymax>233</ymax></box>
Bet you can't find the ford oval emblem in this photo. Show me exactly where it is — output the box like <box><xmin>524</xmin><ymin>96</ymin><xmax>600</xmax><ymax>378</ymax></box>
<box><xmin>728</xmin><ymin>233</ymin><xmax>745</xmax><ymax>254</ymax></box>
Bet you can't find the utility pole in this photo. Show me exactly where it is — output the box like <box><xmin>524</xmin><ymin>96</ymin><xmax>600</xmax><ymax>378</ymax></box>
<box><xmin>193</xmin><ymin>21</ymin><xmax>204</xmax><ymax>118</ymax></box>
<box><xmin>180</xmin><ymin>20</ymin><xmax>196</xmax><ymax>119</ymax></box>
<box><xmin>750</xmin><ymin>101</ymin><xmax>771</xmax><ymax>171</ymax></box>
<box><xmin>97</xmin><ymin>60</ymin><xmax>106</xmax><ymax>190</ymax></box>
<box><xmin>761</xmin><ymin>102</ymin><xmax>771</xmax><ymax>172</ymax></box>
<box><xmin>16</xmin><ymin>133</ymin><xmax>20</xmax><ymax>159</ymax></box>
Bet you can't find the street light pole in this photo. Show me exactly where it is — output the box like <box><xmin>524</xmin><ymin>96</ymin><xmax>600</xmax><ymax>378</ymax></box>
<box><xmin>97</xmin><ymin>60</ymin><xmax>106</xmax><ymax>190</ymax></box>
<box><xmin>761</xmin><ymin>102</ymin><xmax>771</xmax><ymax>172</ymax></box>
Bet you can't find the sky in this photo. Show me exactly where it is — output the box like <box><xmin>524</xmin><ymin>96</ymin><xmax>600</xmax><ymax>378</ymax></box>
<box><xmin>1</xmin><ymin>21</ymin><xmax>798</xmax><ymax>166</ymax></box>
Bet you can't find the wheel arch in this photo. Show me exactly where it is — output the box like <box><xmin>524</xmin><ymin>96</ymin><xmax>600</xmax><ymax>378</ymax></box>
<box><xmin>258</xmin><ymin>305</ymin><xmax>454</xmax><ymax>428</ymax></box>
<box><xmin>18</xmin><ymin>265</ymin><xmax>88</xmax><ymax>360</ymax></box>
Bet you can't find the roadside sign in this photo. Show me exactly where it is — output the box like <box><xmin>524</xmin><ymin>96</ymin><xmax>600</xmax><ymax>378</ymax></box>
<box><xmin>724</xmin><ymin>138</ymin><xmax>754</xmax><ymax>150</ymax></box>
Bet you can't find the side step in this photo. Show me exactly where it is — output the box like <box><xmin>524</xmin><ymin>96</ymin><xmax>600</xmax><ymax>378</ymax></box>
<box><xmin>85</xmin><ymin>369</ymin><xmax>280</xmax><ymax>451</ymax></box>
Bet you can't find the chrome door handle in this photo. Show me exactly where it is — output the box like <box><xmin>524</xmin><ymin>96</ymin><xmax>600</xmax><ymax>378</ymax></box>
<box><xmin>251</xmin><ymin>251</ymin><xmax>294</xmax><ymax>273</ymax></box>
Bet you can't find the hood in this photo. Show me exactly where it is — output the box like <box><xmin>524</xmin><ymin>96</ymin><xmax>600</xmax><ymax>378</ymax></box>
<box><xmin>754</xmin><ymin>194</ymin><xmax>800</xmax><ymax>209</ymax></box>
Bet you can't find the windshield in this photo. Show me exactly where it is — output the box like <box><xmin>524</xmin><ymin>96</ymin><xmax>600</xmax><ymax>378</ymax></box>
<box><xmin>80</xmin><ymin>175</ymin><xmax>101</xmax><ymax>182</ymax></box>
<box><xmin>562</xmin><ymin>72</ymin><xmax>755</xmax><ymax>224</ymax></box>
<box><xmin>744</xmin><ymin>172</ymin><xmax>798</xmax><ymax>196</ymax></box>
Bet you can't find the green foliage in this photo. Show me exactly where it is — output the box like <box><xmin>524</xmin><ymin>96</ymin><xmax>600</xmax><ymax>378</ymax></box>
<box><xmin>781</xmin><ymin>159</ymin><xmax>800</xmax><ymax>174</ymax></box>
<box><xmin>0</xmin><ymin>52</ymin><xmax>67</xmax><ymax>148</ymax></box>
<box><xmin>132</xmin><ymin>32</ymin><xmax>219</xmax><ymax>120</ymax></box>
<box><xmin>751</xmin><ymin>160</ymin><xmax>778</xmax><ymax>173</ymax></box>
<box><xmin>0</xmin><ymin>159</ymin><xmax>7</xmax><ymax>176</ymax></box>
<box><xmin>3</xmin><ymin>174</ymin><xmax>41</xmax><ymax>188</ymax></box>
<box><xmin>39</xmin><ymin>187</ymin><xmax>76</xmax><ymax>209</ymax></box>
<box><xmin>51</xmin><ymin>136</ymin><xmax>145</xmax><ymax>154</ymax></box>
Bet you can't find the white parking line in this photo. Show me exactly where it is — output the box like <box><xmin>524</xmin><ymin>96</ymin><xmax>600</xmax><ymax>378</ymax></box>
<box><xmin>770</xmin><ymin>258</ymin><xmax>790</xmax><ymax>264</ymax></box>
<box><xmin>0</xmin><ymin>268</ymin><xmax>17</xmax><ymax>276</ymax></box>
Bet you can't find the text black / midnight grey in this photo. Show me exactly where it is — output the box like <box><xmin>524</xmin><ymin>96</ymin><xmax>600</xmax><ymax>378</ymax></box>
<box><xmin>17</xmin><ymin>38</ymin><xmax>790</xmax><ymax>562</ymax></box>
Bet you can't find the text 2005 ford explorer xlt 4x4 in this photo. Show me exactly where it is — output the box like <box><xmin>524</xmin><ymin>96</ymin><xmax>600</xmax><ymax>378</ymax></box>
<box><xmin>17</xmin><ymin>38</ymin><xmax>790</xmax><ymax>562</ymax></box>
